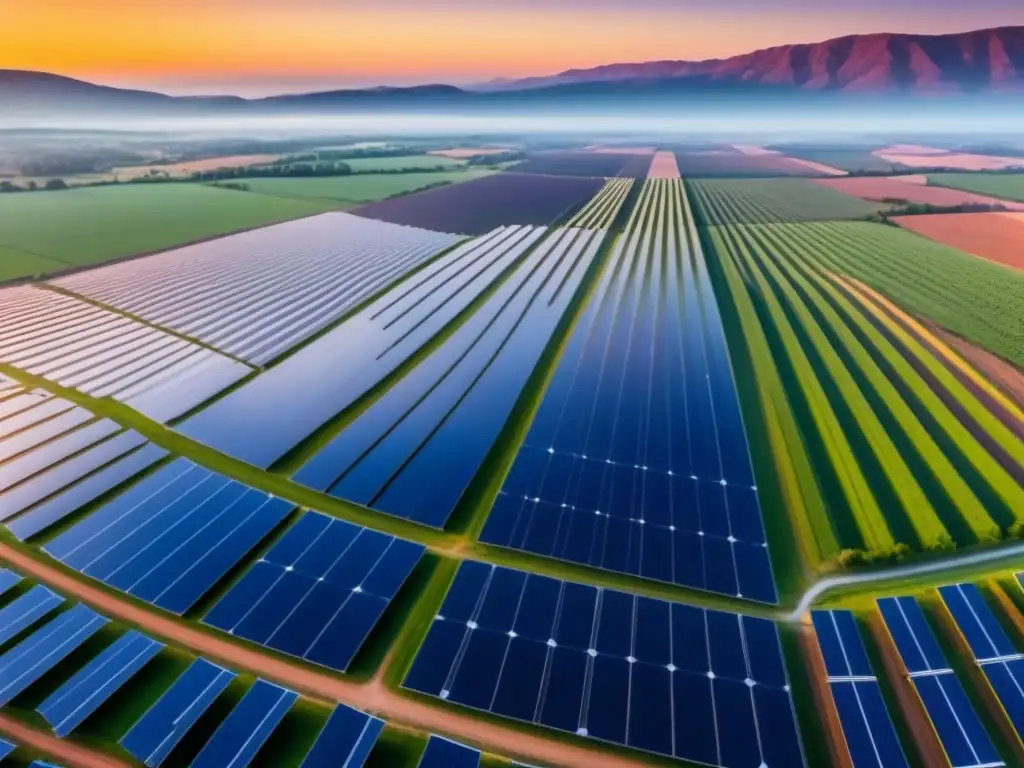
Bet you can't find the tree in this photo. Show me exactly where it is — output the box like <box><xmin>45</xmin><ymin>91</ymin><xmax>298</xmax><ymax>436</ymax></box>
<box><xmin>44</xmin><ymin>179</ymin><xmax>67</xmax><ymax>191</ymax></box>
<box><xmin>27</xmin><ymin>181</ymin><xmax>37</xmax><ymax>191</ymax></box>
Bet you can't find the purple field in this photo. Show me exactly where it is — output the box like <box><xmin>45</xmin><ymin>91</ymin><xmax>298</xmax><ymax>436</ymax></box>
<box><xmin>351</xmin><ymin>172</ymin><xmax>605</xmax><ymax>234</ymax></box>
<box><xmin>512</xmin><ymin>151</ymin><xmax>651</xmax><ymax>178</ymax></box>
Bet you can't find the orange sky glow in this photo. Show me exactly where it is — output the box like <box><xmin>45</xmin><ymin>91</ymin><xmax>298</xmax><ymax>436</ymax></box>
<box><xmin>4</xmin><ymin>0</ymin><xmax>1024</xmax><ymax>95</ymax></box>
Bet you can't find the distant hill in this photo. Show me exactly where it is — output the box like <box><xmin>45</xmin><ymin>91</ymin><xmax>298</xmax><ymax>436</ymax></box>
<box><xmin>5</xmin><ymin>26</ymin><xmax>1024</xmax><ymax>121</ymax></box>
<box><xmin>480</xmin><ymin>26</ymin><xmax>1024</xmax><ymax>94</ymax></box>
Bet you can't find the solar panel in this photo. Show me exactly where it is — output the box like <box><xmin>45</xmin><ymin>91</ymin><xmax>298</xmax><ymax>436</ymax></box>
<box><xmin>299</xmin><ymin>704</ymin><xmax>384</xmax><ymax>768</ymax></box>
<box><xmin>295</xmin><ymin>225</ymin><xmax>605</xmax><ymax>528</ymax></box>
<box><xmin>878</xmin><ymin>597</ymin><xmax>1004</xmax><ymax>768</ymax></box>
<box><xmin>0</xmin><ymin>567</ymin><xmax>23</xmax><ymax>597</ymax></box>
<box><xmin>811</xmin><ymin>610</ymin><xmax>909</xmax><ymax>768</ymax></box>
<box><xmin>418</xmin><ymin>736</ymin><xmax>480</xmax><ymax>768</ymax></box>
<box><xmin>189</xmin><ymin>679</ymin><xmax>297</xmax><ymax>768</ymax></box>
<box><xmin>480</xmin><ymin>180</ymin><xmax>775</xmax><ymax>603</ymax></box>
<box><xmin>0</xmin><ymin>604</ymin><xmax>108</xmax><ymax>706</ymax></box>
<box><xmin>0</xmin><ymin>738</ymin><xmax>14</xmax><ymax>760</ymax></box>
<box><xmin>203</xmin><ymin>511</ymin><xmax>423</xmax><ymax>672</ymax></box>
<box><xmin>180</xmin><ymin>226</ymin><xmax>544</xmax><ymax>470</ymax></box>
<box><xmin>938</xmin><ymin>584</ymin><xmax>1019</xmax><ymax>662</ymax></box>
<box><xmin>121</xmin><ymin>658</ymin><xmax>234</xmax><ymax>767</ymax></box>
<box><xmin>39</xmin><ymin>630</ymin><xmax>163</xmax><ymax>737</ymax></box>
<box><xmin>30</xmin><ymin>762</ymin><xmax>61</xmax><ymax>768</ymax></box>
<box><xmin>404</xmin><ymin>562</ymin><xmax>803</xmax><ymax>766</ymax></box>
<box><xmin>0</xmin><ymin>585</ymin><xmax>64</xmax><ymax>646</ymax></box>
<box><xmin>44</xmin><ymin>459</ymin><xmax>294</xmax><ymax>615</ymax></box>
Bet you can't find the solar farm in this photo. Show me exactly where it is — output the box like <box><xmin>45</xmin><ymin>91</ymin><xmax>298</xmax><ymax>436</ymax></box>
<box><xmin>0</xmin><ymin>141</ymin><xmax>1022</xmax><ymax>768</ymax></box>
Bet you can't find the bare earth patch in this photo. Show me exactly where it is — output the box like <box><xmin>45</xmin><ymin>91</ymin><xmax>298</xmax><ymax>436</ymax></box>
<box><xmin>647</xmin><ymin>150</ymin><xmax>680</xmax><ymax>178</ymax></box>
<box><xmin>933</xmin><ymin>326</ymin><xmax>1024</xmax><ymax>411</ymax></box>
<box><xmin>876</xmin><ymin>152</ymin><xmax>1024</xmax><ymax>170</ymax></box>
<box><xmin>112</xmin><ymin>154</ymin><xmax>280</xmax><ymax>178</ymax></box>
<box><xmin>874</xmin><ymin>144</ymin><xmax>951</xmax><ymax>156</ymax></box>
<box><xmin>585</xmin><ymin>146</ymin><xmax>656</xmax><ymax>155</ymax></box>
<box><xmin>429</xmin><ymin>148</ymin><xmax>509</xmax><ymax>158</ymax></box>
<box><xmin>732</xmin><ymin>144</ymin><xmax>781</xmax><ymax>156</ymax></box>
<box><xmin>893</xmin><ymin>212</ymin><xmax>1024</xmax><ymax>271</ymax></box>
<box><xmin>815</xmin><ymin>177</ymin><xmax>1024</xmax><ymax>209</ymax></box>
<box><xmin>785</xmin><ymin>157</ymin><xmax>847</xmax><ymax>176</ymax></box>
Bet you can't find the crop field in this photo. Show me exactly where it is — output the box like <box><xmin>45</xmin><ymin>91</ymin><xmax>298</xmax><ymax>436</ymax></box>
<box><xmin>769</xmin><ymin>147</ymin><xmax>901</xmax><ymax>172</ymax></box>
<box><xmin>0</xmin><ymin>245</ymin><xmax>66</xmax><ymax>281</ymax></box>
<box><xmin>894</xmin><ymin>212</ymin><xmax>1024</xmax><ymax>272</ymax></box>
<box><xmin>695</xmin><ymin>186</ymin><xmax>1024</xmax><ymax>565</ymax></box>
<box><xmin>342</xmin><ymin>154</ymin><xmax>466</xmax><ymax>172</ymax></box>
<box><xmin>929</xmin><ymin>172</ymin><xmax>1024</xmax><ymax>202</ymax></box>
<box><xmin>352</xmin><ymin>172</ymin><xmax>605</xmax><ymax>234</ymax></box>
<box><xmin>511</xmin><ymin>151</ymin><xmax>651</xmax><ymax>178</ymax></box>
<box><xmin>0</xmin><ymin>184</ymin><xmax>336</xmax><ymax>276</ymax></box>
<box><xmin>688</xmin><ymin>178</ymin><xmax>880</xmax><ymax>225</ymax></box>
<box><xmin>673</xmin><ymin>151</ymin><xmax>826</xmax><ymax>177</ymax></box>
<box><xmin>814</xmin><ymin>176</ymin><xmax>1024</xmax><ymax>209</ymax></box>
<box><xmin>237</xmin><ymin>169</ymin><xmax>491</xmax><ymax>204</ymax></box>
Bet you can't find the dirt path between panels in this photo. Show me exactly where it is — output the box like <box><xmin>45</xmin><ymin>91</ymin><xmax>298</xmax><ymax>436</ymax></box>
<box><xmin>0</xmin><ymin>713</ymin><xmax>131</xmax><ymax>768</ymax></box>
<box><xmin>0</xmin><ymin>545</ymin><xmax>655</xmax><ymax>768</ymax></box>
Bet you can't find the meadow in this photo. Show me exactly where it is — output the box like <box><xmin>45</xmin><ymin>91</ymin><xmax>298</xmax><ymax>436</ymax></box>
<box><xmin>0</xmin><ymin>184</ymin><xmax>335</xmax><ymax>276</ymax></box>
<box><xmin>930</xmin><ymin>172</ymin><xmax>1024</xmax><ymax>201</ymax></box>
<box><xmin>342</xmin><ymin>154</ymin><xmax>466</xmax><ymax>172</ymax></box>
<box><xmin>238</xmin><ymin>170</ymin><xmax>492</xmax><ymax>204</ymax></box>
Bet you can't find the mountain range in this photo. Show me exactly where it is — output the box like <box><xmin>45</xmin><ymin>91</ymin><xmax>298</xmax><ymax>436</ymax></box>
<box><xmin>4</xmin><ymin>25</ymin><xmax>1024</xmax><ymax>120</ymax></box>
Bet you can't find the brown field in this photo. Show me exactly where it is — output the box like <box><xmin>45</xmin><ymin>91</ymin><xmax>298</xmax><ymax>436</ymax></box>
<box><xmin>934</xmin><ymin>325</ymin><xmax>1024</xmax><ymax>412</ymax></box>
<box><xmin>585</xmin><ymin>146</ymin><xmax>656</xmax><ymax>155</ymax></box>
<box><xmin>110</xmin><ymin>154</ymin><xmax>280</xmax><ymax>179</ymax></box>
<box><xmin>815</xmin><ymin>177</ymin><xmax>1024</xmax><ymax>209</ymax></box>
<box><xmin>875</xmin><ymin>143</ymin><xmax>950</xmax><ymax>156</ymax></box>
<box><xmin>428</xmin><ymin>147</ymin><xmax>509</xmax><ymax>158</ymax></box>
<box><xmin>647</xmin><ymin>150</ymin><xmax>681</xmax><ymax>178</ymax></box>
<box><xmin>786</xmin><ymin>157</ymin><xmax>847</xmax><ymax>176</ymax></box>
<box><xmin>893</xmin><ymin>212</ymin><xmax>1024</xmax><ymax>270</ymax></box>
<box><xmin>876</xmin><ymin>151</ymin><xmax>1024</xmax><ymax>170</ymax></box>
<box><xmin>732</xmin><ymin>144</ymin><xmax>781</xmax><ymax>155</ymax></box>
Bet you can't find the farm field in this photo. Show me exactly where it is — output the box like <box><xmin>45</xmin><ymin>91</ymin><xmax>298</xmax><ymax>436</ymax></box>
<box><xmin>342</xmin><ymin>154</ymin><xmax>466</xmax><ymax>171</ymax></box>
<box><xmin>689</xmin><ymin>178</ymin><xmax>880</xmax><ymax>225</ymax></box>
<box><xmin>352</xmin><ymin>172</ymin><xmax>604</xmax><ymax>234</ymax></box>
<box><xmin>814</xmin><ymin>176</ymin><xmax>1024</xmax><ymax>209</ymax></box>
<box><xmin>0</xmin><ymin>245</ymin><xmax>66</xmax><ymax>281</ymax></box>
<box><xmin>694</xmin><ymin>187</ymin><xmax>1024</xmax><ymax>567</ymax></box>
<box><xmin>511</xmin><ymin>151</ymin><xmax>651</xmax><ymax>178</ymax></box>
<box><xmin>878</xmin><ymin>149</ymin><xmax>1024</xmax><ymax>170</ymax></box>
<box><xmin>0</xmin><ymin>184</ymin><xmax>335</xmax><ymax>274</ymax></box>
<box><xmin>929</xmin><ymin>172</ymin><xmax>1024</xmax><ymax>202</ymax></box>
<box><xmin>238</xmin><ymin>169</ymin><xmax>492</xmax><ymax>204</ymax></box>
<box><xmin>893</xmin><ymin>212</ymin><xmax>1024</xmax><ymax>271</ymax></box>
<box><xmin>769</xmin><ymin>147</ymin><xmax>901</xmax><ymax>172</ymax></box>
<box><xmin>673</xmin><ymin>151</ymin><xmax>829</xmax><ymax>177</ymax></box>
<box><xmin>111</xmin><ymin>153</ymin><xmax>281</xmax><ymax>178</ymax></box>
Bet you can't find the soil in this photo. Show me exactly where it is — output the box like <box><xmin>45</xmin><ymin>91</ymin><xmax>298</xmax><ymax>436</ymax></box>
<box><xmin>893</xmin><ymin>212</ymin><xmax>1024</xmax><ymax>271</ymax></box>
<box><xmin>0</xmin><ymin>714</ymin><xmax>130</xmax><ymax>768</ymax></box>
<box><xmin>815</xmin><ymin>178</ymin><xmax>1024</xmax><ymax>210</ymax></box>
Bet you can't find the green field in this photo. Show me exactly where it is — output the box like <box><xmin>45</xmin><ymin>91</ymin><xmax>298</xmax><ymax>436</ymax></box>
<box><xmin>0</xmin><ymin>184</ymin><xmax>336</xmax><ymax>277</ymax></box>
<box><xmin>689</xmin><ymin>178</ymin><xmax>880</xmax><ymax>225</ymax></box>
<box><xmin>929</xmin><ymin>172</ymin><xmax>1024</xmax><ymax>202</ymax></box>
<box><xmin>772</xmin><ymin>148</ymin><xmax>900</xmax><ymax>173</ymax></box>
<box><xmin>239</xmin><ymin>169</ymin><xmax>492</xmax><ymax>204</ymax></box>
<box><xmin>0</xmin><ymin>245</ymin><xmax>68</xmax><ymax>280</ymax></box>
<box><xmin>344</xmin><ymin>154</ymin><xmax>466</xmax><ymax>172</ymax></box>
<box><xmin>693</xmin><ymin>183</ymin><xmax>1024</xmax><ymax>566</ymax></box>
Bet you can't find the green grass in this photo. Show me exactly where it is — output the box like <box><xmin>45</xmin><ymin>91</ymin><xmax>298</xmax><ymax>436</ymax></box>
<box><xmin>0</xmin><ymin>245</ymin><xmax>68</xmax><ymax>281</ymax></box>
<box><xmin>239</xmin><ymin>170</ymin><xmax>493</xmax><ymax>204</ymax></box>
<box><xmin>0</xmin><ymin>184</ymin><xmax>335</xmax><ymax>273</ymax></box>
<box><xmin>344</xmin><ymin>154</ymin><xmax>466</xmax><ymax>172</ymax></box>
<box><xmin>688</xmin><ymin>178</ymin><xmax>880</xmax><ymax>226</ymax></box>
<box><xmin>774</xmin><ymin>148</ymin><xmax>900</xmax><ymax>173</ymax></box>
<box><xmin>929</xmin><ymin>172</ymin><xmax>1024</xmax><ymax>202</ymax></box>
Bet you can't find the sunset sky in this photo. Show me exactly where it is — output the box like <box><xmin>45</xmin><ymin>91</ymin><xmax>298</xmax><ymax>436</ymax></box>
<box><xmin>4</xmin><ymin>0</ymin><xmax>1024</xmax><ymax>96</ymax></box>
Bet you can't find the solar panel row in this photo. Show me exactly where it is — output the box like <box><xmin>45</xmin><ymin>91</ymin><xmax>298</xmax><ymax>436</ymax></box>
<box><xmin>39</xmin><ymin>630</ymin><xmax>163</xmax><ymax>737</ymax></box>
<box><xmin>0</xmin><ymin>603</ymin><xmax>108</xmax><ymax>707</ymax></box>
<box><xmin>0</xmin><ymin>286</ymin><xmax>252</xmax><ymax>423</ymax></box>
<box><xmin>0</xmin><ymin>567</ymin><xmax>24</xmax><ymax>597</ymax></box>
<box><xmin>940</xmin><ymin>583</ymin><xmax>1024</xmax><ymax>755</ymax></box>
<box><xmin>404</xmin><ymin>562</ymin><xmax>803</xmax><ymax>766</ymax></box>
<box><xmin>878</xmin><ymin>596</ymin><xmax>1004</xmax><ymax>768</ymax></box>
<box><xmin>44</xmin><ymin>459</ymin><xmax>295</xmax><ymax>615</ymax></box>
<box><xmin>0</xmin><ymin>739</ymin><xmax>13</xmax><ymax>760</ymax></box>
<box><xmin>204</xmin><ymin>511</ymin><xmax>424</xmax><ymax>672</ymax></box>
<box><xmin>811</xmin><ymin>610</ymin><xmax>909</xmax><ymax>768</ymax></box>
<box><xmin>0</xmin><ymin>584</ymin><xmax>64</xmax><ymax>646</ymax></box>
<box><xmin>53</xmin><ymin>212</ymin><xmax>463</xmax><ymax>366</ymax></box>
<box><xmin>481</xmin><ymin>179</ymin><xmax>774</xmax><ymax>602</ymax></box>
<box><xmin>418</xmin><ymin>735</ymin><xmax>480</xmax><ymax>768</ymax></box>
<box><xmin>180</xmin><ymin>225</ymin><xmax>546</xmax><ymax>469</ymax></box>
<box><xmin>295</xmin><ymin>225</ymin><xmax>607</xmax><ymax>528</ymax></box>
<box><xmin>190</xmin><ymin>679</ymin><xmax>297</xmax><ymax>768</ymax></box>
<box><xmin>299</xmin><ymin>704</ymin><xmax>384</xmax><ymax>768</ymax></box>
<box><xmin>121</xmin><ymin>658</ymin><xmax>235</xmax><ymax>767</ymax></box>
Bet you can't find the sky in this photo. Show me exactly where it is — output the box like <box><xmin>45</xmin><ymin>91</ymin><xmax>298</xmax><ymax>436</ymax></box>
<box><xmin>4</xmin><ymin>0</ymin><xmax>1024</xmax><ymax>96</ymax></box>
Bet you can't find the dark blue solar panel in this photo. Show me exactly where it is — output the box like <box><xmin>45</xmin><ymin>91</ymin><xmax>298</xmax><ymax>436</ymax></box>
<box><xmin>877</xmin><ymin>597</ymin><xmax>949</xmax><ymax>674</ymax></box>
<box><xmin>984</xmin><ymin>659</ymin><xmax>1024</xmax><ymax>743</ymax></box>
<box><xmin>190</xmin><ymin>680</ymin><xmax>296</xmax><ymax>768</ymax></box>
<box><xmin>812</xmin><ymin>610</ymin><xmax>874</xmax><ymax>679</ymax></box>
<box><xmin>0</xmin><ymin>585</ymin><xmax>64</xmax><ymax>646</ymax></box>
<box><xmin>0</xmin><ymin>604</ymin><xmax>108</xmax><ymax>706</ymax></box>
<box><xmin>480</xmin><ymin>181</ymin><xmax>773</xmax><ymax>602</ymax></box>
<box><xmin>300</xmin><ymin>705</ymin><xmax>384</xmax><ymax>768</ymax></box>
<box><xmin>0</xmin><ymin>738</ymin><xmax>14</xmax><ymax>760</ymax></box>
<box><xmin>403</xmin><ymin>561</ymin><xmax>802</xmax><ymax>766</ymax></box>
<box><xmin>121</xmin><ymin>658</ymin><xmax>234</xmax><ymax>767</ymax></box>
<box><xmin>939</xmin><ymin>583</ymin><xmax>1017</xmax><ymax>662</ymax></box>
<box><xmin>203</xmin><ymin>511</ymin><xmax>423</xmax><ymax>672</ymax></box>
<box><xmin>830</xmin><ymin>681</ymin><xmax>909</xmax><ymax>768</ymax></box>
<box><xmin>294</xmin><ymin>228</ymin><xmax>602</xmax><ymax>529</ymax></box>
<box><xmin>39</xmin><ymin>630</ymin><xmax>163</xmax><ymax>737</ymax></box>
<box><xmin>0</xmin><ymin>568</ymin><xmax>23</xmax><ymax>597</ymax></box>
<box><xmin>913</xmin><ymin>673</ymin><xmax>1002</xmax><ymax>768</ymax></box>
<box><xmin>418</xmin><ymin>736</ymin><xmax>480</xmax><ymax>768</ymax></box>
<box><xmin>44</xmin><ymin>460</ymin><xmax>294</xmax><ymax>615</ymax></box>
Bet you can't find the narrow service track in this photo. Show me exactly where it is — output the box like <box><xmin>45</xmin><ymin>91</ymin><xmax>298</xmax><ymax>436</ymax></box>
<box><xmin>0</xmin><ymin>713</ymin><xmax>130</xmax><ymax>768</ymax></box>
